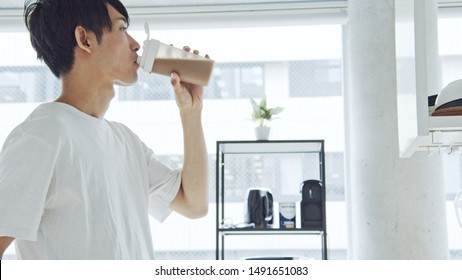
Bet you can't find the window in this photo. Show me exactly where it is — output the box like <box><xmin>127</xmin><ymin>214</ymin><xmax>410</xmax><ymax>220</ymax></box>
<box><xmin>290</xmin><ymin>60</ymin><xmax>342</xmax><ymax>97</ymax></box>
<box><xmin>0</xmin><ymin>24</ymin><xmax>347</xmax><ymax>260</ymax></box>
<box><xmin>0</xmin><ymin>66</ymin><xmax>60</xmax><ymax>103</ymax></box>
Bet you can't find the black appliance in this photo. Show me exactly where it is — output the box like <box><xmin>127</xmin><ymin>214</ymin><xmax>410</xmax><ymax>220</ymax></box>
<box><xmin>300</xmin><ymin>179</ymin><xmax>325</xmax><ymax>230</ymax></box>
<box><xmin>244</xmin><ymin>188</ymin><xmax>273</xmax><ymax>227</ymax></box>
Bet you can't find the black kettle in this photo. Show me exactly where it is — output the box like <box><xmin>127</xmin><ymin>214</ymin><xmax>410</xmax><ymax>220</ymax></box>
<box><xmin>244</xmin><ymin>188</ymin><xmax>273</xmax><ymax>227</ymax></box>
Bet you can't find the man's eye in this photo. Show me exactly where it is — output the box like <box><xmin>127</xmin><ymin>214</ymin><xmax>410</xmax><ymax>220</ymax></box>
<box><xmin>121</xmin><ymin>27</ymin><xmax>128</xmax><ymax>31</ymax></box>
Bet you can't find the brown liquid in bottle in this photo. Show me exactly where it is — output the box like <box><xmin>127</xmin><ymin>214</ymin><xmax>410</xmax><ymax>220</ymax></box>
<box><xmin>151</xmin><ymin>58</ymin><xmax>214</xmax><ymax>86</ymax></box>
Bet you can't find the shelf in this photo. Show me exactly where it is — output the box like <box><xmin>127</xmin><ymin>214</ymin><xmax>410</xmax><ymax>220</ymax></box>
<box><xmin>399</xmin><ymin>116</ymin><xmax>462</xmax><ymax>157</ymax></box>
<box><xmin>219</xmin><ymin>228</ymin><xmax>325</xmax><ymax>235</ymax></box>
<box><xmin>396</xmin><ymin>1</ymin><xmax>462</xmax><ymax>157</ymax></box>
<box><xmin>216</xmin><ymin>140</ymin><xmax>327</xmax><ymax>260</ymax></box>
<box><xmin>218</xmin><ymin>140</ymin><xmax>323</xmax><ymax>154</ymax></box>
<box><xmin>429</xmin><ymin>116</ymin><xmax>462</xmax><ymax>131</ymax></box>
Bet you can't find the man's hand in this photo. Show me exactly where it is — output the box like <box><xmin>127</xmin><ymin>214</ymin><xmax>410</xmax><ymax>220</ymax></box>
<box><xmin>0</xmin><ymin>236</ymin><xmax>15</xmax><ymax>259</ymax></box>
<box><xmin>170</xmin><ymin>46</ymin><xmax>210</xmax><ymax>111</ymax></box>
<box><xmin>171</xmin><ymin>71</ymin><xmax>203</xmax><ymax>111</ymax></box>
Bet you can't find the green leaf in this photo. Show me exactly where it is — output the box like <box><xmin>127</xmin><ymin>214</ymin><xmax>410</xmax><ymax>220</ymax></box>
<box><xmin>272</xmin><ymin>107</ymin><xmax>284</xmax><ymax>115</ymax></box>
<box><xmin>260</xmin><ymin>97</ymin><xmax>267</xmax><ymax>109</ymax></box>
<box><xmin>250</xmin><ymin>98</ymin><xmax>260</xmax><ymax>113</ymax></box>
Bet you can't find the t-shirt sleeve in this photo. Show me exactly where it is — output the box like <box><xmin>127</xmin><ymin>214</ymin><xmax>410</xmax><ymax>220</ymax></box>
<box><xmin>143</xmin><ymin>143</ymin><xmax>181</xmax><ymax>222</ymax></box>
<box><xmin>0</xmin><ymin>130</ymin><xmax>57</xmax><ymax>241</ymax></box>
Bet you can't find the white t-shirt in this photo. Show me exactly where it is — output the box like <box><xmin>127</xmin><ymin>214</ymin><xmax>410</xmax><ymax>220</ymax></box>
<box><xmin>0</xmin><ymin>102</ymin><xmax>181</xmax><ymax>259</ymax></box>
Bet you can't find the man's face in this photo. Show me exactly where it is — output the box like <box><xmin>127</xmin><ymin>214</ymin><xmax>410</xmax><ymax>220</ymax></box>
<box><xmin>94</xmin><ymin>4</ymin><xmax>140</xmax><ymax>86</ymax></box>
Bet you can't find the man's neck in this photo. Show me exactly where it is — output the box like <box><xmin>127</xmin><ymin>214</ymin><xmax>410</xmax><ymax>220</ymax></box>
<box><xmin>56</xmin><ymin>73</ymin><xmax>115</xmax><ymax>119</ymax></box>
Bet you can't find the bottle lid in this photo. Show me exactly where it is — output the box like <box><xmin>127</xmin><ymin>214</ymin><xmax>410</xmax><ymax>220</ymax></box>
<box><xmin>137</xmin><ymin>22</ymin><xmax>160</xmax><ymax>73</ymax></box>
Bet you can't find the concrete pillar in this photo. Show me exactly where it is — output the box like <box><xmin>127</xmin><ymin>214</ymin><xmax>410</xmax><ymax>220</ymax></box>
<box><xmin>346</xmin><ymin>0</ymin><xmax>448</xmax><ymax>259</ymax></box>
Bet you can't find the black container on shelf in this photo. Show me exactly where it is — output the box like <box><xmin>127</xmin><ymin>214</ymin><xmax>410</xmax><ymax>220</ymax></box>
<box><xmin>300</xmin><ymin>179</ymin><xmax>325</xmax><ymax>230</ymax></box>
<box><xmin>244</xmin><ymin>187</ymin><xmax>274</xmax><ymax>228</ymax></box>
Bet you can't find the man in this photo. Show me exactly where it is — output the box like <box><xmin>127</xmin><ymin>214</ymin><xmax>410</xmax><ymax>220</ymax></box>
<box><xmin>0</xmin><ymin>0</ymin><xmax>208</xmax><ymax>259</ymax></box>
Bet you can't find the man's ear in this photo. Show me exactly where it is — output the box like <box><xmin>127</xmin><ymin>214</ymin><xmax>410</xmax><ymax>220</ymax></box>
<box><xmin>75</xmin><ymin>26</ymin><xmax>92</xmax><ymax>53</ymax></box>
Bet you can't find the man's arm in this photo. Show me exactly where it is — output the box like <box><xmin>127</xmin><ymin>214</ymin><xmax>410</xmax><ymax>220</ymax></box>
<box><xmin>168</xmin><ymin>69</ymin><xmax>209</xmax><ymax>219</ymax></box>
<box><xmin>0</xmin><ymin>236</ymin><xmax>15</xmax><ymax>259</ymax></box>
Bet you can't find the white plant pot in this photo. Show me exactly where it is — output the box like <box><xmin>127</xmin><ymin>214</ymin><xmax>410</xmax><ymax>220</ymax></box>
<box><xmin>255</xmin><ymin>126</ymin><xmax>270</xmax><ymax>140</ymax></box>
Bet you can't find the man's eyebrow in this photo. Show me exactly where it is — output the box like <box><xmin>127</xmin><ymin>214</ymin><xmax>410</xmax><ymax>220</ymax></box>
<box><xmin>114</xmin><ymin>16</ymin><xmax>128</xmax><ymax>25</ymax></box>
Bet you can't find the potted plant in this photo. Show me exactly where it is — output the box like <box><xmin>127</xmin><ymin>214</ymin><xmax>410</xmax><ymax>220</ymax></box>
<box><xmin>250</xmin><ymin>97</ymin><xmax>284</xmax><ymax>140</ymax></box>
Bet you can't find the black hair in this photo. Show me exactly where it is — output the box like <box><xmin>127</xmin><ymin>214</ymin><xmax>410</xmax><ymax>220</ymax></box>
<box><xmin>24</xmin><ymin>0</ymin><xmax>130</xmax><ymax>78</ymax></box>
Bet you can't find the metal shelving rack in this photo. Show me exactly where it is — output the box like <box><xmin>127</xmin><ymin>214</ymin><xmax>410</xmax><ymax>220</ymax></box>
<box><xmin>215</xmin><ymin>140</ymin><xmax>327</xmax><ymax>260</ymax></box>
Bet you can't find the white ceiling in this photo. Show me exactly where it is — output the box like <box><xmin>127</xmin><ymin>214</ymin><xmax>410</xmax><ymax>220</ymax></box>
<box><xmin>2</xmin><ymin>0</ymin><xmax>462</xmax><ymax>9</ymax></box>
<box><xmin>0</xmin><ymin>0</ymin><xmax>335</xmax><ymax>9</ymax></box>
<box><xmin>1</xmin><ymin>0</ymin><xmax>462</xmax><ymax>9</ymax></box>
<box><xmin>0</xmin><ymin>0</ymin><xmax>350</xmax><ymax>31</ymax></box>
<box><xmin>1</xmin><ymin>0</ymin><xmax>462</xmax><ymax>32</ymax></box>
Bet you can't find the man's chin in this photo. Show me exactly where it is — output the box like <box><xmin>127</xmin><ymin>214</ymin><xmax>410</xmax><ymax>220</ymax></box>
<box><xmin>114</xmin><ymin>77</ymin><xmax>138</xmax><ymax>86</ymax></box>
